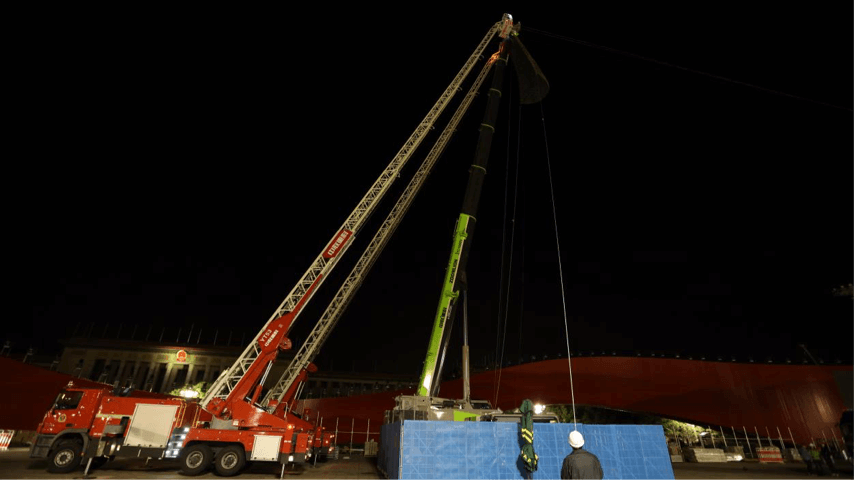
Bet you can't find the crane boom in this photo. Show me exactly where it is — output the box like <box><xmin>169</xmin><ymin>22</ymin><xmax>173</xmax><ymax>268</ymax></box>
<box><xmin>415</xmin><ymin>25</ymin><xmax>548</xmax><ymax>401</ymax></box>
<box><xmin>201</xmin><ymin>16</ymin><xmax>511</xmax><ymax>412</ymax></box>
<box><xmin>417</xmin><ymin>40</ymin><xmax>511</xmax><ymax>397</ymax></box>
<box><xmin>383</xmin><ymin>20</ymin><xmax>552</xmax><ymax>425</ymax></box>
<box><xmin>262</xmin><ymin>54</ymin><xmax>501</xmax><ymax>408</ymax></box>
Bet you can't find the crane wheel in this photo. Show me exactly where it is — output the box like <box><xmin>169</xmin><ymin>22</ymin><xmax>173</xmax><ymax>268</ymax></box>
<box><xmin>179</xmin><ymin>443</ymin><xmax>213</xmax><ymax>476</ymax></box>
<box><xmin>47</xmin><ymin>439</ymin><xmax>83</xmax><ymax>473</ymax></box>
<box><xmin>214</xmin><ymin>445</ymin><xmax>246</xmax><ymax>477</ymax></box>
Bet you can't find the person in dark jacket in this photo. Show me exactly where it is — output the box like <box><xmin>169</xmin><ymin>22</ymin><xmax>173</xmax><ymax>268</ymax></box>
<box><xmin>561</xmin><ymin>431</ymin><xmax>604</xmax><ymax>479</ymax></box>
<box><xmin>798</xmin><ymin>444</ymin><xmax>815</xmax><ymax>475</ymax></box>
<box><xmin>820</xmin><ymin>443</ymin><xmax>839</xmax><ymax>476</ymax></box>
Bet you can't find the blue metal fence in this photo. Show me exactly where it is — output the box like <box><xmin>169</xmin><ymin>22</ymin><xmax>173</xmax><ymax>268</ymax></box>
<box><xmin>379</xmin><ymin>421</ymin><xmax>674</xmax><ymax>479</ymax></box>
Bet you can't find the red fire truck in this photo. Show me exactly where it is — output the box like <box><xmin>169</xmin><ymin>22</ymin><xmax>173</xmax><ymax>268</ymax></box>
<box><xmin>30</xmin><ymin>379</ymin><xmax>318</xmax><ymax>476</ymax></box>
<box><xmin>30</xmin><ymin>381</ymin><xmax>211</xmax><ymax>473</ymax></box>
<box><xmin>164</xmin><ymin>13</ymin><xmax>519</xmax><ymax>477</ymax></box>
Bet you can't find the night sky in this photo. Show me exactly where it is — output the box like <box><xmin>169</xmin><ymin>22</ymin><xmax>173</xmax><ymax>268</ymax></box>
<box><xmin>24</xmin><ymin>5</ymin><xmax>852</xmax><ymax>376</ymax></box>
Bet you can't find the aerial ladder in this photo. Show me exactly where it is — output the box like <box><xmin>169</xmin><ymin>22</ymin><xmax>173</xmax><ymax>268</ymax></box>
<box><xmin>199</xmin><ymin>14</ymin><xmax>515</xmax><ymax>420</ymax></box>
<box><xmin>259</xmin><ymin>18</ymin><xmax>517</xmax><ymax>417</ymax></box>
<box><xmin>173</xmin><ymin>14</ymin><xmax>523</xmax><ymax>477</ymax></box>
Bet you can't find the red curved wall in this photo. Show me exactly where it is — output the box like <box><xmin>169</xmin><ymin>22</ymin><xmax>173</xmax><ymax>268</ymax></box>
<box><xmin>2</xmin><ymin>355</ymin><xmax>848</xmax><ymax>446</ymax></box>
<box><xmin>303</xmin><ymin>357</ymin><xmax>851</xmax><ymax>445</ymax></box>
<box><xmin>0</xmin><ymin>356</ymin><xmax>173</xmax><ymax>431</ymax></box>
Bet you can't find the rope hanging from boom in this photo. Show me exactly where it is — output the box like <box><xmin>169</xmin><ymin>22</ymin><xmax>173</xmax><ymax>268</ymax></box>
<box><xmin>540</xmin><ymin>100</ymin><xmax>578</xmax><ymax>429</ymax></box>
<box><xmin>490</xmin><ymin>77</ymin><xmax>574</xmax><ymax>429</ymax></box>
<box><xmin>493</xmin><ymin>99</ymin><xmax>520</xmax><ymax>408</ymax></box>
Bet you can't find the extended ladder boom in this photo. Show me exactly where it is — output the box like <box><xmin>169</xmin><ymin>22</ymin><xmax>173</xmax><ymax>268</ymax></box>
<box><xmin>262</xmin><ymin>52</ymin><xmax>502</xmax><ymax>408</ymax></box>
<box><xmin>201</xmin><ymin>16</ymin><xmax>510</xmax><ymax>412</ymax></box>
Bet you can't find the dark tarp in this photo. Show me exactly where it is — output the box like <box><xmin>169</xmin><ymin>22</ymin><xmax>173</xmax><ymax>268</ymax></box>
<box><xmin>510</xmin><ymin>36</ymin><xmax>549</xmax><ymax>105</ymax></box>
<box><xmin>519</xmin><ymin>398</ymin><xmax>539</xmax><ymax>473</ymax></box>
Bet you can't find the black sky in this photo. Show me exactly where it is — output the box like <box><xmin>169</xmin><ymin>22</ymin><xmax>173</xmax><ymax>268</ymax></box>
<box><xmin>24</xmin><ymin>5</ymin><xmax>853</xmax><ymax>375</ymax></box>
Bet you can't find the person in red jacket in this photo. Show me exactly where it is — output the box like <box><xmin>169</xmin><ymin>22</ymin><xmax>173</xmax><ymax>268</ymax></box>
<box><xmin>561</xmin><ymin>431</ymin><xmax>604</xmax><ymax>479</ymax></box>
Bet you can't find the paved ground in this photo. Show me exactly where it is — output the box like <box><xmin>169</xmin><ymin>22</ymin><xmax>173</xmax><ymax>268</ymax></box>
<box><xmin>672</xmin><ymin>458</ymin><xmax>852</xmax><ymax>479</ymax></box>
<box><xmin>0</xmin><ymin>448</ymin><xmax>382</xmax><ymax>479</ymax></box>
<box><xmin>3</xmin><ymin>447</ymin><xmax>852</xmax><ymax>479</ymax></box>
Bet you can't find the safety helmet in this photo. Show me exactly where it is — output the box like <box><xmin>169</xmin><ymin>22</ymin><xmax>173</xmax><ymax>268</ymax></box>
<box><xmin>569</xmin><ymin>430</ymin><xmax>584</xmax><ymax>448</ymax></box>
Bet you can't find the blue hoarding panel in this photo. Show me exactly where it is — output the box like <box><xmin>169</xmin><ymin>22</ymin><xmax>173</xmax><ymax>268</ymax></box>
<box><xmin>379</xmin><ymin>421</ymin><xmax>674</xmax><ymax>479</ymax></box>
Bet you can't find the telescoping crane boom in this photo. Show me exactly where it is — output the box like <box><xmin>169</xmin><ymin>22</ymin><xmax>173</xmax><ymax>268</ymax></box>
<box><xmin>170</xmin><ymin>14</ymin><xmax>524</xmax><ymax>477</ymax></box>
<box><xmin>389</xmin><ymin>15</ymin><xmax>549</xmax><ymax>423</ymax></box>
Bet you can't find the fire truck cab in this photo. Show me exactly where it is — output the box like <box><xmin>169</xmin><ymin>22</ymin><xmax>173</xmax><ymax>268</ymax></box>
<box><xmin>30</xmin><ymin>381</ymin><xmax>205</xmax><ymax>474</ymax></box>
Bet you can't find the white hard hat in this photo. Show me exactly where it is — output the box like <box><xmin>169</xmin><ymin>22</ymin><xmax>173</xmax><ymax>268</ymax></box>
<box><xmin>569</xmin><ymin>430</ymin><xmax>584</xmax><ymax>448</ymax></box>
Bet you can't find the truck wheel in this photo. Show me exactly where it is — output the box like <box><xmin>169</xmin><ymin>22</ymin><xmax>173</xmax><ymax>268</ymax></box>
<box><xmin>214</xmin><ymin>445</ymin><xmax>246</xmax><ymax>477</ymax></box>
<box><xmin>179</xmin><ymin>444</ymin><xmax>213</xmax><ymax>476</ymax></box>
<box><xmin>47</xmin><ymin>440</ymin><xmax>83</xmax><ymax>473</ymax></box>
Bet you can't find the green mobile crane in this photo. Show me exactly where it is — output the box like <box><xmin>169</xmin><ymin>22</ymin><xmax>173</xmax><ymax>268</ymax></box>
<box><xmin>388</xmin><ymin>14</ymin><xmax>549</xmax><ymax>423</ymax></box>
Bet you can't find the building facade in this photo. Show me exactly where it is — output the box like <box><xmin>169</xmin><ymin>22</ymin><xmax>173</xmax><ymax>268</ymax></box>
<box><xmin>57</xmin><ymin>336</ymin><xmax>243</xmax><ymax>394</ymax></box>
<box><xmin>55</xmin><ymin>336</ymin><xmax>415</xmax><ymax>398</ymax></box>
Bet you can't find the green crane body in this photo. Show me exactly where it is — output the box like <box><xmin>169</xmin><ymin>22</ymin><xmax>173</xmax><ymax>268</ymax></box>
<box><xmin>417</xmin><ymin>43</ymin><xmax>510</xmax><ymax>398</ymax></box>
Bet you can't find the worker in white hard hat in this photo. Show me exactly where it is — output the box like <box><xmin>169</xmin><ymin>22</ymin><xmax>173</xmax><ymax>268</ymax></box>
<box><xmin>560</xmin><ymin>430</ymin><xmax>603</xmax><ymax>479</ymax></box>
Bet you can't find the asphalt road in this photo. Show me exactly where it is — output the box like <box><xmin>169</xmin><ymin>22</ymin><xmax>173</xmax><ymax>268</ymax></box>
<box><xmin>671</xmin><ymin>459</ymin><xmax>851</xmax><ymax>479</ymax></box>
<box><xmin>2</xmin><ymin>447</ymin><xmax>852</xmax><ymax>479</ymax></box>
<box><xmin>0</xmin><ymin>448</ymin><xmax>382</xmax><ymax>479</ymax></box>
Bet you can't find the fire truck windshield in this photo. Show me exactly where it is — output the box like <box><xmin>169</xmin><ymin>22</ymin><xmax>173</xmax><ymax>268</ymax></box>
<box><xmin>53</xmin><ymin>391</ymin><xmax>83</xmax><ymax>410</ymax></box>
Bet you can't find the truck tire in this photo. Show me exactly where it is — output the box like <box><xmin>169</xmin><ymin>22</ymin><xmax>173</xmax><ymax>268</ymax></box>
<box><xmin>47</xmin><ymin>440</ymin><xmax>83</xmax><ymax>474</ymax></box>
<box><xmin>179</xmin><ymin>443</ymin><xmax>213</xmax><ymax>476</ymax></box>
<box><xmin>214</xmin><ymin>445</ymin><xmax>246</xmax><ymax>477</ymax></box>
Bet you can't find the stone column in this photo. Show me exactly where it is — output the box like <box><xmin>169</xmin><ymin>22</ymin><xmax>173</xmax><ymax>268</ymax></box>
<box><xmin>202</xmin><ymin>361</ymin><xmax>213</xmax><ymax>383</ymax></box>
<box><xmin>185</xmin><ymin>363</ymin><xmax>196</xmax><ymax>387</ymax></box>
<box><xmin>113</xmin><ymin>359</ymin><xmax>127</xmax><ymax>385</ymax></box>
<box><xmin>130</xmin><ymin>361</ymin><xmax>140</xmax><ymax>385</ymax></box>
<box><xmin>159</xmin><ymin>363</ymin><xmax>175</xmax><ymax>393</ymax></box>
<box><xmin>144</xmin><ymin>361</ymin><xmax>157</xmax><ymax>390</ymax></box>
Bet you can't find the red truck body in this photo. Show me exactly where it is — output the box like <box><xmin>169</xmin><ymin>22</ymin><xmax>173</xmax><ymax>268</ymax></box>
<box><xmin>30</xmin><ymin>381</ymin><xmax>202</xmax><ymax>472</ymax></box>
<box><xmin>167</xmin><ymin>314</ymin><xmax>332</xmax><ymax>475</ymax></box>
<box><xmin>29</xmin><ymin>381</ymin><xmax>314</xmax><ymax>476</ymax></box>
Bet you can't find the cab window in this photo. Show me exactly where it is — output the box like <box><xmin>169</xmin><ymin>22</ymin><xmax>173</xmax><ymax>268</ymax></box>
<box><xmin>53</xmin><ymin>391</ymin><xmax>84</xmax><ymax>410</ymax></box>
